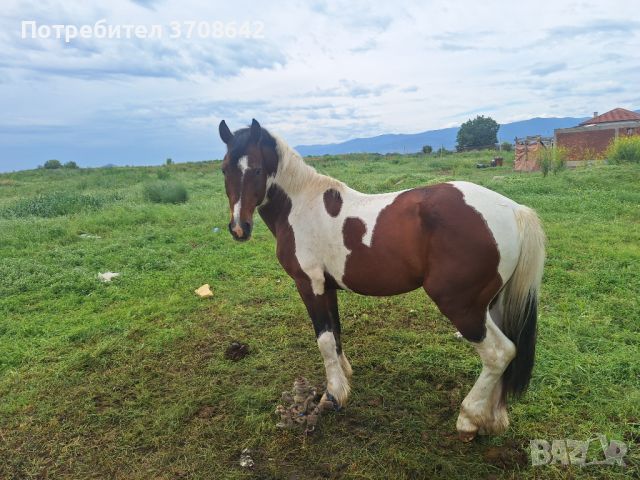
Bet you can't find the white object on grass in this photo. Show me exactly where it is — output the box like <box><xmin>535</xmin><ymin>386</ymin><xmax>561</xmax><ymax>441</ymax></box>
<box><xmin>239</xmin><ymin>448</ymin><xmax>254</xmax><ymax>468</ymax></box>
<box><xmin>98</xmin><ymin>272</ymin><xmax>120</xmax><ymax>282</ymax></box>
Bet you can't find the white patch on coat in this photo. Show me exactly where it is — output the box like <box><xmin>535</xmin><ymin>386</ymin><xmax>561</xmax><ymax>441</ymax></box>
<box><xmin>270</xmin><ymin>134</ymin><xmax>404</xmax><ymax>294</ymax></box>
<box><xmin>345</xmin><ymin>188</ymin><xmax>405</xmax><ymax>247</ymax></box>
<box><xmin>287</xmin><ymin>187</ymin><xmax>402</xmax><ymax>294</ymax></box>
<box><xmin>449</xmin><ymin>181</ymin><xmax>521</xmax><ymax>281</ymax></box>
<box><xmin>317</xmin><ymin>331</ymin><xmax>350</xmax><ymax>406</ymax></box>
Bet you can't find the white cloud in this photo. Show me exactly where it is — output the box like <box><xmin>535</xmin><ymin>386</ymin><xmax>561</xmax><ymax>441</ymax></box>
<box><xmin>1</xmin><ymin>0</ymin><xmax>639</xmax><ymax>170</ymax></box>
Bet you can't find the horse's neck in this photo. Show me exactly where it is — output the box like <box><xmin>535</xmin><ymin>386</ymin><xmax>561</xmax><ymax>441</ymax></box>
<box><xmin>272</xmin><ymin>138</ymin><xmax>328</xmax><ymax>197</ymax></box>
<box><xmin>258</xmin><ymin>136</ymin><xmax>344</xmax><ymax>236</ymax></box>
<box><xmin>257</xmin><ymin>183</ymin><xmax>291</xmax><ymax>237</ymax></box>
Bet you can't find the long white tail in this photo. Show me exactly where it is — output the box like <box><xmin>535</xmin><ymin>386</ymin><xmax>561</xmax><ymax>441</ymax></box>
<box><xmin>500</xmin><ymin>206</ymin><xmax>546</xmax><ymax>401</ymax></box>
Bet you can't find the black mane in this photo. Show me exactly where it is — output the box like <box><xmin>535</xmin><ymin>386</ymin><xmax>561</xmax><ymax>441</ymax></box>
<box><xmin>229</xmin><ymin>126</ymin><xmax>277</xmax><ymax>162</ymax></box>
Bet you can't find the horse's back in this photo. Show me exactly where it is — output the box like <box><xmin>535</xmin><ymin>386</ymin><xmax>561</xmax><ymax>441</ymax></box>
<box><xmin>338</xmin><ymin>182</ymin><xmax>521</xmax><ymax>295</ymax></box>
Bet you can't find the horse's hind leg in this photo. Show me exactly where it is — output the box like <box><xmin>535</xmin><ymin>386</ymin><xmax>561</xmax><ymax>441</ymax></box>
<box><xmin>482</xmin><ymin>294</ymin><xmax>511</xmax><ymax>431</ymax></box>
<box><xmin>455</xmin><ymin>313</ymin><xmax>515</xmax><ymax>441</ymax></box>
<box><xmin>425</xmin><ymin>282</ymin><xmax>515</xmax><ymax>440</ymax></box>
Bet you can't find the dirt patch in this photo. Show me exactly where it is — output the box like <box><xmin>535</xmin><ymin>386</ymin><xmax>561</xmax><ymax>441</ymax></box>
<box><xmin>224</xmin><ymin>341</ymin><xmax>249</xmax><ymax>361</ymax></box>
<box><xmin>195</xmin><ymin>406</ymin><xmax>217</xmax><ymax>419</ymax></box>
<box><xmin>482</xmin><ymin>442</ymin><xmax>528</xmax><ymax>469</ymax></box>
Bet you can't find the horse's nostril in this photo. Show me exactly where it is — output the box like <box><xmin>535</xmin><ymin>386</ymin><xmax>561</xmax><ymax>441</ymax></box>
<box><xmin>229</xmin><ymin>222</ymin><xmax>244</xmax><ymax>238</ymax></box>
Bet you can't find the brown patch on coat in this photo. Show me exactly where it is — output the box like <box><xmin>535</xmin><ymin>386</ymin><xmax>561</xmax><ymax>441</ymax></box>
<box><xmin>342</xmin><ymin>183</ymin><xmax>501</xmax><ymax>341</ymax></box>
<box><xmin>259</xmin><ymin>184</ymin><xmax>308</xmax><ymax>281</ymax></box>
<box><xmin>323</xmin><ymin>188</ymin><xmax>343</xmax><ymax>217</ymax></box>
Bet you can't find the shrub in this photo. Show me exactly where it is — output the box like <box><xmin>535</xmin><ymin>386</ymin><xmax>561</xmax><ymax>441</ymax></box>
<box><xmin>44</xmin><ymin>159</ymin><xmax>62</xmax><ymax>169</ymax></box>
<box><xmin>143</xmin><ymin>180</ymin><xmax>188</xmax><ymax>204</ymax></box>
<box><xmin>500</xmin><ymin>141</ymin><xmax>513</xmax><ymax>152</ymax></box>
<box><xmin>552</xmin><ymin>147</ymin><xmax>568</xmax><ymax>174</ymax></box>
<box><xmin>539</xmin><ymin>146</ymin><xmax>567</xmax><ymax>177</ymax></box>
<box><xmin>422</xmin><ymin>145</ymin><xmax>433</xmax><ymax>154</ymax></box>
<box><xmin>63</xmin><ymin>161</ymin><xmax>79</xmax><ymax>169</ymax></box>
<box><xmin>166</xmin><ymin>158</ymin><xmax>173</xmax><ymax>165</ymax></box>
<box><xmin>606</xmin><ymin>136</ymin><xmax>640</xmax><ymax>164</ymax></box>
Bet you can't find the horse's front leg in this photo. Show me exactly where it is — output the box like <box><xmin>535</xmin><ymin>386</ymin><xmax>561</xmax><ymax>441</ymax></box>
<box><xmin>295</xmin><ymin>280</ymin><xmax>351</xmax><ymax>409</ymax></box>
<box><xmin>327</xmin><ymin>288</ymin><xmax>353</xmax><ymax>379</ymax></box>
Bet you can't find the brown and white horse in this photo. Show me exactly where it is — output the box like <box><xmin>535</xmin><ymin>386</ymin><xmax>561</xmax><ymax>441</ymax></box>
<box><xmin>218</xmin><ymin>119</ymin><xmax>545</xmax><ymax>441</ymax></box>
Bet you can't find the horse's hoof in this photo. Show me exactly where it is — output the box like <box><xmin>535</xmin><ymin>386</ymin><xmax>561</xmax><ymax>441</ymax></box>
<box><xmin>325</xmin><ymin>392</ymin><xmax>342</xmax><ymax>411</ymax></box>
<box><xmin>458</xmin><ymin>430</ymin><xmax>477</xmax><ymax>442</ymax></box>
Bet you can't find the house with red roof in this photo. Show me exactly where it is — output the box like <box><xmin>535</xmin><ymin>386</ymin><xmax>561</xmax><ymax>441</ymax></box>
<box><xmin>555</xmin><ymin>107</ymin><xmax>640</xmax><ymax>160</ymax></box>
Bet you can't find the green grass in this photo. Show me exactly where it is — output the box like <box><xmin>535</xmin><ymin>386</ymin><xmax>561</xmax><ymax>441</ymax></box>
<box><xmin>1</xmin><ymin>191</ymin><xmax>117</xmax><ymax>218</ymax></box>
<box><xmin>0</xmin><ymin>152</ymin><xmax>638</xmax><ymax>479</ymax></box>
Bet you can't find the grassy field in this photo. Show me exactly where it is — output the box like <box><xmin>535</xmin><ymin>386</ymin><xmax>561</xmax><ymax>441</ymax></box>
<box><xmin>0</xmin><ymin>151</ymin><xmax>638</xmax><ymax>479</ymax></box>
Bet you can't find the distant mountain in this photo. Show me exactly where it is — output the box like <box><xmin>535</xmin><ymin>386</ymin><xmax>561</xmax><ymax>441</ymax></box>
<box><xmin>295</xmin><ymin>116</ymin><xmax>590</xmax><ymax>155</ymax></box>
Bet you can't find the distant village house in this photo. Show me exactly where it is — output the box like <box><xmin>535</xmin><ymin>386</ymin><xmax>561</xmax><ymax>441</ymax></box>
<box><xmin>555</xmin><ymin>107</ymin><xmax>640</xmax><ymax>160</ymax></box>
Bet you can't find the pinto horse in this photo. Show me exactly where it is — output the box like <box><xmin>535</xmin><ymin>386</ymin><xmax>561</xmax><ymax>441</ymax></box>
<box><xmin>218</xmin><ymin>119</ymin><xmax>545</xmax><ymax>441</ymax></box>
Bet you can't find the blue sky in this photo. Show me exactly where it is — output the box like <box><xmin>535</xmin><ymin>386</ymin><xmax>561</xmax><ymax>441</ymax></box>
<box><xmin>1</xmin><ymin>0</ymin><xmax>639</xmax><ymax>171</ymax></box>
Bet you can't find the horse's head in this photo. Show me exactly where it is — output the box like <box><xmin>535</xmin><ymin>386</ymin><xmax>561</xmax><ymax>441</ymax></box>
<box><xmin>218</xmin><ymin>119</ymin><xmax>278</xmax><ymax>241</ymax></box>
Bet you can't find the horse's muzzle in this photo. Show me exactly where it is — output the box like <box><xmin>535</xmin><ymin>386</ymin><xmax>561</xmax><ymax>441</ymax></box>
<box><xmin>229</xmin><ymin>221</ymin><xmax>252</xmax><ymax>241</ymax></box>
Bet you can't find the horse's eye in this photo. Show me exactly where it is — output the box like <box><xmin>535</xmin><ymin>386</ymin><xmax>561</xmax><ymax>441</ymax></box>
<box><xmin>255</xmin><ymin>168</ymin><xmax>262</xmax><ymax>176</ymax></box>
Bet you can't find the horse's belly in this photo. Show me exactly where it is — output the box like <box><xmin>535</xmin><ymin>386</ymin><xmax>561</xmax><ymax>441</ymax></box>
<box><xmin>342</xmin><ymin>268</ymin><xmax>422</xmax><ymax>296</ymax></box>
<box><xmin>323</xmin><ymin>220</ymin><xmax>425</xmax><ymax>296</ymax></box>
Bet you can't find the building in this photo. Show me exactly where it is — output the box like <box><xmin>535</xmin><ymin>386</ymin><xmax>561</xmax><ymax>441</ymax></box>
<box><xmin>555</xmin><ymin>108</ymin><xmax>640</xmax><ymax>160</ymax></box>
<box><xmin>513</xmin><ymin>136</ymin><xmax>553</xmax><ymax>172</ymax></box>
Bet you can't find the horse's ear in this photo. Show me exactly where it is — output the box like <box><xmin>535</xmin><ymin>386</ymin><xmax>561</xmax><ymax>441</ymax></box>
<box><xmin>248</xmin><ymin>118</ymin><xmax>261</xmax><ymax>144</ymax></box>
<box><xmin>219</xmin><ymin>120</ymin><xmax>233</xmax><ymax>145</ymax></box>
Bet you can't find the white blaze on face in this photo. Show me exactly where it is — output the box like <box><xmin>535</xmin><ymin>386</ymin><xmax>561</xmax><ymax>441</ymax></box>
<box><xmin>232</xmin><ymin>199</ymin><xmax>241</xmax><ymax>225</ymax></box>
<box><xmin>232</xmin><ymin>156</ymin><xmax>249</xmax><ymax>225</ymax></box>
<box><xmin>238</xmin><ymin>156</ymin><xmax>249</xmax><ymax>175</ymax></box>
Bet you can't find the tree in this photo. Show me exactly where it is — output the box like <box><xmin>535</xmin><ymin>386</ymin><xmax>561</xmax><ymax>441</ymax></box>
<box><xmin>63</xmin><ymin>161</ymin><xmax>79</xmax><ymax>169</ymax></box>
<box><xmin>500</xmin><ymin>141</ymin><xmax>513</xmax><ymax>152</ymax></box>
<box><xmin>43</xmin><ymin>159</ymin><xmax>62</xmax><ymax>169</ymax></box>
<box><xmin>456</xmin><ymin>115</ymin><xmax>499</xmax><ymax>151</ymax></box>
<box><xmin>166</xmin><ymin>158</ymin><xmax>173</xmax><ymax>165</ymax></box>
<box><xmin>421</xmin><ymin>145</ymin><xmax>433</xmax><ymax>154</ymax></box>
